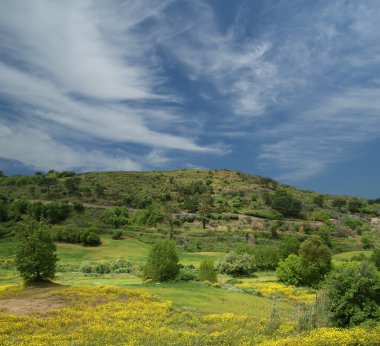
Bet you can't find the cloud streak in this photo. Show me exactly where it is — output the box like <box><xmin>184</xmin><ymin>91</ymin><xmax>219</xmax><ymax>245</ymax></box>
<box><xmin>0</xmin><ymin>0</ymin><xmax>223</xmax><ymax>172</ymax></box>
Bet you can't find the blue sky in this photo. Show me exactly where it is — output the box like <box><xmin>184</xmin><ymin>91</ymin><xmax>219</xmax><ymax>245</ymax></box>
<box><xmin>0</xmin><ymin>0</ymin><xmax>379</xmax><ymax>198</ymax></box>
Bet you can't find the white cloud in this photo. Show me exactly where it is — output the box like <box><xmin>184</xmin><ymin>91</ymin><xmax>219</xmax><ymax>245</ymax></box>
<box><xmin>0</xmin><ymin>123</ymin><xmax>141</xmax><ymax>171</ymax></box>
<box><xmin>0</xmin><ymin>0</ymin><xmax>224</xmax><ymax>171</ymax></box>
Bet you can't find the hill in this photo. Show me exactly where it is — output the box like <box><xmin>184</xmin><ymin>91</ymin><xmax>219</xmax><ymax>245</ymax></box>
<box><xmin>0</xmin><ymin>169</ymin><xmax>379</xmax><ymax>253</ymax></box>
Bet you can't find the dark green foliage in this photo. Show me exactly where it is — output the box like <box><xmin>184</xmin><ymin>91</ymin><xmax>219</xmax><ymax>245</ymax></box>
<box><xmin>317</xmin><ymin>225</ymin><xmax>333</xmax><ymax>248</ymax></box>
<box><xmin>276</xmin><ymin>254</ymin><xmax>303</xmax><ymax>285</ymax></box>
<box><xmin>252</xmin><ymin>246</ymin><xmax>280</xmax><ymax>270</ymax></box>
<box><xmin>199</xmin><ymin>259</ymin><xmax>217</xmax><ymax>282</ymax></box>
<box><xmin>143</xmin><ymin>240</ymin><xmax>179</xmax><ymax>282</ymax></box>
<box><xmin>332</xmin><ymin>198</ymin><xmax>347</xmax><ymax>210</ymax></box>
<box><xmin>64</xmin><ymin>176</ymin><xmax>81</xmax><ymax>194</ymax></box>
<box><xmin>0</xmin><ymin>200</ymin><xmax>8</xmax><ymax>221</ymax></box>
<box><xmin>279</xmin><ymin>235</ymin><xmax>300</xmax><ymax>259</ymax></box>
<box><xmin>46</xmin><ymin>202</ymin><xmax>71</xmax><ymax>224</ymax></box>
<box><xmin>299</xmin><ymin>235</ymin><xmax>332</xmax><ymax>287</ymax></box>
<box><xmin>361</xmin><ymin>234</ymin><xmax>373</xmax><ymax>249</ymax></box>
<box><xmin>14</xmin><ymin>217</ymin><xmax>57</xmax><ymax>282</ymax></box>
<box><xmin>52</xmin><ymin>225</ymin><xmax>101</xmax><ymax>246</ymax></box>
<box><xmin>348</xmin><ymin>198</ymin><xmax>363</xmax><ymax>213</ymax></box>
<box><xmin>176</xmin><ymin>267</ymin><xmax>197</xmax><ymax>281</ymax></box>
<box><xmin>112</xmin><ymin>230</ymin><xmax>124</xmax><ymax>240</ymax></box>
<box><xmin>217</xmin><ymin>251</ymin><xmax>256</xmax><ymax>276</ymax></box>
<box><xmin>371</xmin><ymin>248</ymin><xmax>380</xmax><ymax>269</ymax></box>
<box><xmin>313</xmin><ymin>195</ymin><xmax>325</xmax><ymax>208</ymax></box>
<box><xmin>271</xmin><ymin>191</ymin><xmax>302</xmax><ymax>217</ymax></box>
<box><xmin>102</xmin><ymin>207</ymin><xmax>129</xmax><ymax>228</ymax></box>
<box><xmin>83</xmin><ymin>232</ymin><xmax>101</xmax><ymax>246</ymax></box>
<box><xmin>322</xmin><ymin>261</ymin><xmax>380</xmax><ymax>326</ymax></box>
<box><xmin>73</xmin><ymin>200</ymin><xmax>85</xmax><ymax>213</ymax></box>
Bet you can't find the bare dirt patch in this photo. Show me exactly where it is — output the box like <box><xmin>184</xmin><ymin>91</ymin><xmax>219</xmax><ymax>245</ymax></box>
<box><xmin>0</xmin><ymin>296</ymin><xmax>64</xmax><ymax>315</ymax></box>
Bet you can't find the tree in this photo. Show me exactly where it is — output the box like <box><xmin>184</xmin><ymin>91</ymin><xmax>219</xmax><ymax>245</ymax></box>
<box><xmin>299</xmin><ymin>235</ymin><xmax>332</xmax><ymax>287</ymax></box>
<box><xmin>371</xmin><ymin>248</ymin><xmax>380</xmax><ymax>270</ymax></box>
<box><xmin>322</xmin><ymin>261</ymin><xmax>380</xmax><ymax>326</ymax></box>
<box><xmin>198</xmin><ymin>193</ymin><xmax>214</xmax><ymax>229</ymax></box>
<box><xmin>143</xmin><ymin>240</ymin><xmax>179</xmax><ymax>282</ymax></box>
<box><xmin>313</xmin><ymin>195</ymin><xmax>325</xmax><ymax>208</ymax></box>
<box><xmin>14</xmin><ymin>217</ymin><xmax>57</xmax><ymax>283</ymax></box>
<box><xmin>271</xmin><ymin>191</ymin><xmax>302</xmax><ymax>217</ymax></box>
<box><xmin>348</xmin><ymin>198</ymin><xmax>363</xmax><ymax>213</ymax></box>
<box><xmin>217</xmin><ymin>251</ymin><xmax>256</xmax><ymax>276</ymax></box>
<box><xmin>276</xmin><ymin>254</ymin><xmax>303</xmax><ymax>285</ymax></box>
<box><xmin>332</xmin><ymin>198</ymin><xmax>346</xmax><ymax>211</ymax></box>
<box><xmin>199</xmin><ymin>260</ymin><xmax>217</xmax><ymax>282</ymax></box>
<box><xmin>279</xmin><ymin>235</ymin><xmax>300</xmax><ymax>259</ymax></box>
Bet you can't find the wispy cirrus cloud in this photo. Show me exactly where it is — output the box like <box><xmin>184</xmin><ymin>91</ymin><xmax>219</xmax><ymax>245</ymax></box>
<box><xmin>158</xmin><ymin>0</ymin><xmax>380</xmax><ymax>180</ymax></box>
<box><xmin>0</xmin><ymin>0</ymin><xmax>224</xmax><ymax>172</ymax></box>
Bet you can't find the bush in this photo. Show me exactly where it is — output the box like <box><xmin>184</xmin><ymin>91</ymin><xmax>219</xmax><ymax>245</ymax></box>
<box><xmin>143</xmin><ymin>240</ymin><xmax>179</xmax><ymax>282</ymax></box>
<box><xmin>176</xmin><ymin>267</ymin><xmax>197</xmax><ymax>281</ymax></box>
<box><xmin>322</xmin><ymin>261</ymin><xmax>380</xmax><ymax>326</ymax></box>
<box><xmin>112</xmin><ymin>230</ymin><xmax>124</xmax><ymax>240</ymax></box>
<box><xmin>83</xmin><ymin>232</ymin><xmax>101</xmax><ymax>246</ymax></box>
<box><xmin>217</xmin><ymin>251</ymin><xmax>256</xmax><ymax>276</ymax></box>
<box><xmin>276</xmin><ymin>254</ymin><xmax>303</xmax><ymax>285</ymax></box>
<box><xmin>199</xmin><ymin>260</ymin><xmax>217</xmax><ymax>282</ymax></box>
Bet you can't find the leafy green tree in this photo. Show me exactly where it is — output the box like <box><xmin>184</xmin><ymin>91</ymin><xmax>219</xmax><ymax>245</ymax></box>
<box><xmin>313</xmin><ymin>195</ymin><xmax>325</xmax><ymax>208</ymax></box>
<box><xmin>332</xmin><ymin>198</ymin><xmax>346</xmax><ymax>211</ymax></box>
<box><xmin>198</xmin><ymin>193</ymin><xmax>214</xmax><ymax>229</ymax></box>
<box><xmin>322</xmin><ymin>261</ymin><xmax>380</xmax><ymax>326</ymax></box>
<box><xmin>299</xmin><ymin>235</ymin><xmax>332</xmax><ymax>287</ymax></box>
<box><xmin>348</xmin><ymin>198</ymin><xmax>363</xmax><ymax>213</ymax></box>
<box><xmin>217</xmin><ymin>251</ymin><xmax>256</xmax><ymax>276</ymax></box>
<box><xmin>276</xmin><ymin>254</ymin><xmax>303</xmax><ymax>285</ymax></box>
<box><xmin>143</xmin><ymin>240</ymin><xmax>179</xmax><ymax>282</ymax></box>
<box><xmin>271</xmin><ymin>191</ymin><xmax>302</xmax><ymax>217</ymax></box>
<box><xmin>199</xmin><ymin>260</ymin><xmax>217</xmax><ymax>282</ymax></box>
<box><xmin>14</xmin><ymin>217</ymin><xmax>57</xmax><ymax>283</ymax></box>
<box><xmin>0</xmin><ymin>200</ymin><xmax>8</xmax><ymax>221</ymax></box>
<box><xmin>371</xmin><ymin>248</ymin><xmax>380</xmax><ymax>270</ymax></box>
<box><xmin>252</xmin><ymin>246</ymin><xmax>280</xmax><ymax>270</ymax></box>
<box><xmin>279</xmin><ymin>235</ymin><xmax>300</xmax><ymax>259</ymax></box>
<box><xmin>64</xmin><ymin>176</ymin><xmax>81</xmax><ymax>194</ymax></box>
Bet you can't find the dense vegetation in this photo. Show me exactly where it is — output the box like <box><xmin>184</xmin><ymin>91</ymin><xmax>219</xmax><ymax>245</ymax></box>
<box><xmin>0</xmin><ymin>169</ymin><xmax>379</xmax><ymax>344</ymax></box>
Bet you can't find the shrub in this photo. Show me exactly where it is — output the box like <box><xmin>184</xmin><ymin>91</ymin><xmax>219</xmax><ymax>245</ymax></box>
<box><xmin>199</xmin><ymin>260</ymin><xmax>217</xmax><ymax>282</ymax></box>
<box><xmin>112</xmin><ymin>230</ymin><xmax>124</xmax><ymax>240</ymax></box>
<box><xmin>276</xmin><ymin>254</ymin><xmax>303</xmax><ymax>285</ymax></box>
<box><xmin>83</xmin><ymin>232</ymin><xmax>101</xmax><ymax>246</ymax></box>
<box><xmin>73</xmin><ymin>200</ymin><xmax>85</xmax><ymax>213</ymax></box>
<box><xmin>176</xmin><ymin>267</ymin><xmax>197</xmax><ymax>281</ymax></box>
<box><xmin>322</xmin><ymin>261</ymin><xmax>380</xmax><ymax>326</ymax></box>
<box><xmin>143</xmin><ymin>240</ymin><xmax>179</xmax><ymax>282</ymax></box>
<box><xmin>217</xmin><ymin>251</ymin><xmax>256</xmax><ymax>276</ymax></box>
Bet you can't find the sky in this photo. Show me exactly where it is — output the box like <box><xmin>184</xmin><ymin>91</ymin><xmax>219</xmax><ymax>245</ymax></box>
<box><xmin>0</xmin><ymin>0</ymin><xmax>379</xmax><ymax>198</ymax></box>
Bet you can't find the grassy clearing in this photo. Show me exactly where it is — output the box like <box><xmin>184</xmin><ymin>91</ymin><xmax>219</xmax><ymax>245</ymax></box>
<box><xmin>333</xmin><ymin>250</ymin><xmax>373</xmax><ymax>261</ymax></box>
<box><xmin>0</xmin><ymin>235</ymin><xmax>223</xmax><ymax>266</ymax></box>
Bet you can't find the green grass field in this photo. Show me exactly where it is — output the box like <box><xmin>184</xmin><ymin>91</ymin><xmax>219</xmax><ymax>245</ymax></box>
<box><xmin>0</xmin><ymin>235</ymin><xmax>223</xmax><ymax>266</ymax></box>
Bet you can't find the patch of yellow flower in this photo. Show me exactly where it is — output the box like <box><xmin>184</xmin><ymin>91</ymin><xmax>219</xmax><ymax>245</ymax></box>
<box><xmin>258</xmin><ymin>325</ymin><xmax>380</xmax><ymax>346</ymax></box>
<box><xmin>236</xmin><ymin>282</ymin><xmax>315</xmax><ymax>304</ymax></box>
<box><xmin>0</xmin><ymin>285</ymin><xmax>378</xmax><ymax>345</ymax></box>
